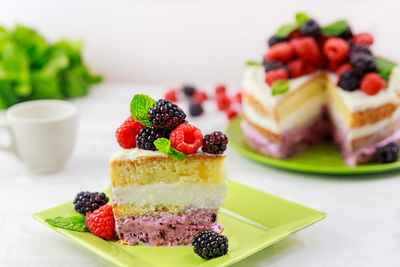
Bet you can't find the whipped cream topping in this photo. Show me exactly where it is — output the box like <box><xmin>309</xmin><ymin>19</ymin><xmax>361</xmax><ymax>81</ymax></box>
<box><xmin>112</xmin><ymin>182</ymin><xmax>227</xmax><ymax>209</ymax></box>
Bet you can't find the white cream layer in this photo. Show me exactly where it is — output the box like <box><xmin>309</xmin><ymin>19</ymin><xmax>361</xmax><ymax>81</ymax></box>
<box><xmin>243</xmin><ymin>65</ymin><xmax>400</xmax><ymax>113</ymax></box>
<box><xmin>111</xmin><ymin>148</ymin><xmax>219</xmax><ymax>162</ymax></box>
<box><xmin>112</xmin><ymin>182</ymin><xmax>227</xmax><ymax>209</ymax></box>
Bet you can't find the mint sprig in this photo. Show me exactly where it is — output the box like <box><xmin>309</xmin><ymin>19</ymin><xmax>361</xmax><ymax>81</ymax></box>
<box><xmin>322</xmin><ymin>20</ymin><xmax>348</xmax><ymax>36</ymax></box>
<box><xmin>246</xmin><ymin>61</ymin><xmax>263</xmax><ymax>67</ymax></box>
<box><xmin>45</xmin><ymin>216</ymin><xmax>87</xmax><ymax>232</ymax></box>
<box><xmin>130</xmin><ymin>94</ymin><xmax>155</xmax><ymax>127</ymax></box>
<box><xmin>295</xmin><ymin>12</ymin><xmax>309</xmax><ymax>26</ymax></box>
<box><xmin>375</xmin><ymin>58</ymin><xmax>398</xmax><ymax>81</ymax></box>
<box><xmin>275</xmin><ymin>12</ymin><xmax>309</xmax><ymax>38</ymax></box>
<box><xmin>154</xmin><ymin>138</ymin><xmax>186</xmax><ymax>161</ymax></box>
<box><xmin>271</xmin><ymin>80</ymin><xmax>290</xmax><ymax>96</ymax></box>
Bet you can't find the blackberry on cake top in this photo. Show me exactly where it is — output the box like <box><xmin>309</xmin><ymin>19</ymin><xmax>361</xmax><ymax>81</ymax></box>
<box><xmin>148</xmin><ymin>99</ymin><xmax>186</xmax><ymax>130</ymax></box>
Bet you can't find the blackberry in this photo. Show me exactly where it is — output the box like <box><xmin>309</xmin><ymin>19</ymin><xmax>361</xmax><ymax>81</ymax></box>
<box><xmin>377</xmin><ymin>142</ymin><xmax>399</xmax><ymax>163</ymax></box>
<box><xmin>148</xmin><ymin>99</ymin><xmax>186</xmax><ymax>130</ymax></box>
<box><xmin>300</xmin><ymin>19</ymin><xmax>321</xmax><ymax>38</ymax></box>
<box><xmin>349</xmin><ymin>52</ymin><xmax>376</xmax><ymax>74</ymax></box>
<box><xmin>136</xmin><ymin>127</ymin><xmax>170</xmax><ymax>151</ymax></box>
<box><xmin>350</xmin><ymin>44</ymin><xmax>372</xmax><ymax>56</ymax></box>
<box><xmin>338</xmin><ymin>26</ymin><xmax>353</xmax><ymax>40</ymax></box>
<box><xmin>192</xmin><ymin>230</ymin><xmax>228</xmax><ymax>259</ymax></box>
<box><xmin>267</xmin><ymin>35</ymin><xmax>288</xmax><ymax>47</ymax></box>
<box><xmin>338</xmin><ymin>70</ymin><xmax>361</xmax><ymax>91</ymax></box>
<box><xmin>182</xmin><ymin>85</ymin><xmax>196</xmax><ymax>97</ymax></box>
<box><xmin>189</xmin><ymin>101</ymin><xmax>204</xmax><ymax>116</ymax></box>
<box><xmin>202</xmin><ymin>131</ymin><xmax>228</xmax><ymax>154</ymax></box>
<box><xmin>73</xmin><ymin>191</ymin><xmax>109</xmax><ymax>215</ymax></box>
<box><xmin>263</xmin><ymin>60</ymin><xmax>290</xmax><ymax>76</ymax></box>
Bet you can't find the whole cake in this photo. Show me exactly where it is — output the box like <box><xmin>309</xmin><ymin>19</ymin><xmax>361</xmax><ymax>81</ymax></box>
<box><xmin>242</xmin><ymin>13</ymin><xmax>400</xmax><ymax>165</ymax></box>
<box><xmin>111</xmin><ymin>94</ymin><xmax>229</xmax><ymax>247</ymax></box>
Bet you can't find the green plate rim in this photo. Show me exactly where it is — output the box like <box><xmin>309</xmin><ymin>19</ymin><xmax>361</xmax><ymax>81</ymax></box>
<box><xmin>227</xmin><ymin>116</ymin><xmax>400</xmax><ymax>175</ymax></box>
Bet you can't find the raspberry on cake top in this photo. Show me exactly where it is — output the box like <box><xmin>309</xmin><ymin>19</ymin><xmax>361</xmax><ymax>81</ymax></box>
<box><xmin>111</xmin><ymin>94</ymin><xmax>229</xmax><ymax>246</ymax></box>
<box><xmin>242</xmin><ymin>13</ymin><xmax>400</xmax><ymax>165</ymax></box>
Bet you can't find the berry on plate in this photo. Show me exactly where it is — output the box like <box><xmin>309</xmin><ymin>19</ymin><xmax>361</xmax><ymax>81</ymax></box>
<box><xmin>232</xmin><ymin>92</ymin><xmax>242</xmax><ymax>104</ymax></box>
<box><xmin>148</xmin><ymin>99</ymin><xmax>186</xmax><ymax>130</ymax></box>
<box><xmin>170</xmin><ymin>123</ymin><xmax>203</xmax><ymax>155</ymax></box>
<box><xmin>216</xmin><ymin>94</ymin><xmax>231</xmax><ymax>111</ymax></box>
<box><xmin>202</xmin><ymin>131</ymin><xmax>228</xmax><ymax>154</ymax></box>
<box><xmin>215</xmin><ymin>84</ymin><xmax>227</xmax><ymax>95</ymax></box>
<box><xmin>164</xmin><ymin>89</ymin><xmax>179</xmax><ymax>102</ymax></box>
<box><xmin>265</xmin><ymin>68</ymin><xmax>289</xmax><ymax>86</ymax></box>
<box><xmin>265</xmin><ymin>42</ymin><xmax>294</xmax><ymax>63</ymax></box>
<box><xmin>182</xmin><ymin>85</ymin><xmax>196</xmax><ymax>97</ymax></box>
<box><xmin>323</xmin><ymin>37</ymin><xmax>350</xmax><ymax>63</ymax></box>
<box><xmin>226</xmin><ymin>108</ymin><xmax>238</xmax><ymax>120</ymax></box>
<box><xmin>73</xmin><ymin>191</ymin><xmax>109</xmax><ymax>215</ymax></box>
<box><xmin>377</xmin><ymin>142</ymin><xmax>399</xmax><ymax>163</ymax></box>
<box><xmin>291</xmin><ymin>37</ymin><xmax>322</xmax><ymax>66</ymax></box>
<box><xmin>352</xmin><ymin>33</ymin><xmax>374</xmax><ymax>46</ymax></box>
<box><xmin>194</xmin><ymin>91</ymin><xmax>208</xmax><ymax>103</ymax></box>
<box><xmin>85</xmin><ymin>204</ymin><xmax>115</xmax><ymax>241</ymax></box>
<box><xmin>189</xmin><ymin>101</ymin><xmax>204</xmax><ymax>116</ymax></box>
<box><xmin>192</xmin><ymin>230</ymin><xmax>228</xmax><ymax>259</ymax></box>
<box><xmin>360</xmin><ymin>72</ymin><xmax>386</xmax><ymax>95</ymax></box>
<box><xmin>115</xmin><ymin>117</ymin><xmax>145</xmax><ymax>149</ymax></box>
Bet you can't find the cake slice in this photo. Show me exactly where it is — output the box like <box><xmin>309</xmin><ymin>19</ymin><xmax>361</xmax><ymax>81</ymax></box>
<box><xmin>111</xmin><ymin>148</ymin><xmax>227</xmax><ymax>246</ymax></box>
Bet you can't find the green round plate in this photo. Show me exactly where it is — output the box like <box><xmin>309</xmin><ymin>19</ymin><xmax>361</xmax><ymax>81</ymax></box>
<box><xmin>226</xmin><ymin>116</ymin><xmax>400</xmax><ymax>175</ymax></box>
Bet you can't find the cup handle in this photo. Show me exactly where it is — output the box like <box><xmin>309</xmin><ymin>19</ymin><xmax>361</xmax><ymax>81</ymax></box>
<box><xmin>0</xmin><ymin>121</ymin><xmax>15</xmax><ymax>154</ymax></box>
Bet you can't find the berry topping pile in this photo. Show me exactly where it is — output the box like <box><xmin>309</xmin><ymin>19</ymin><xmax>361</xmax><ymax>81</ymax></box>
<box><xmin>115</xmin><ymin>94</ymin><xmax>229</xmax><ymax>159</ymax></box>
<box><xmin>377</xmin><ymin>142</ymin><xmax>399</xmax><ymax>164</ymax></box>
<box><xmin>73</xmin><ymin>191</ymin><xmax>109</xmax><ymax>215</ymax></box>
<box><xmin>192</xmin><ymin>230</ymin><xmax>228</xmax><ymax>259</ymax></box>
<box><xmin>257</xmin><ymin>13</ymin><xmax>397</xmax><ymax>96</ymax></box>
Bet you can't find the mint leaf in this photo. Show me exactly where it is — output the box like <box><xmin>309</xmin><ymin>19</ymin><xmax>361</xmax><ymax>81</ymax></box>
<box><xmin>45</xmin><ymin>216</ymin><xmax>87</xmax><ymax>232</ymax></box>
<box><xmin>295</xmin><ymin>12</ymin><xmax>309</xmax><ymax>26</ymax></box>
<box><xmin>275</xmin><ymin>24</ymin><xmax>299</xmax><ymax>38</ymax></box>
<box><xmin>246</xmin><ymin>61</ymin><xmax>263</xmax><ymax>66</ymax></box>
<box><xmin>271</xmin><ymin>80</ymin><xmax>290</xmax><ymax>96</ymax></box>
<box><xmin>130</xmin><ymin>94</ymin><xmax>155</xmax><ymax>127</ymax></box>
<box><xmin>322</xmin><ymin>20</ymin><xmax>348</xmax><ymax>36</ymax></box>
<box><xmin>375</xmin><ymin>58</ymin><xmax>397</xmax><ymax>81</ymax></box>
<box><xmin>154</xmin><ymin>138</ymin><xmax>186</xmax><ymax>161</ymax></box>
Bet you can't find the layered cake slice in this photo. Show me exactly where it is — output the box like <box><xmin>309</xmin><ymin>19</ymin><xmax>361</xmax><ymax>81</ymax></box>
<box><xmin>242</xmin><ymin>13</ymin><xmax>400</xmax><ymax>165</ymax></box>
<box><xmin>111</xmin><ymin>94</ymin><xmax>229</xmax><ymax>246</ymax></box>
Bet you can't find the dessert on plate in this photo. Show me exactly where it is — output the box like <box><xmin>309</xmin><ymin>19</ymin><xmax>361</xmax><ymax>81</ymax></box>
<box><xmin>112</xmin><ymin>95</ymin><xmax>229</xmax><ymax>247</ymax></box>
<box><xmin>242</xmin><ymin>13</ymin><xmax>400</xmax><ymax>165</ymax></box>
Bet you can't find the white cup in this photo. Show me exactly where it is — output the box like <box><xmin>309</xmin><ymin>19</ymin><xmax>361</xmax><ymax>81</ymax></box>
<box><xmin>0</xmin><ymin>100</ymin><xmax>78</xmax><ymax>173</ymax></box>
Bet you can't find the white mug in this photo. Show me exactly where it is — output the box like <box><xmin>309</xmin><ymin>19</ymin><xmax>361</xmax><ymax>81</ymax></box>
<box><xmin>0</xmin><ymin>100</ymin><xmax>78</xmax><ymax>173</ymax></box>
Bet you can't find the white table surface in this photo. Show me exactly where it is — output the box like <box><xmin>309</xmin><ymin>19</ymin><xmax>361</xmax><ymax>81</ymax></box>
<box><xmin>1</xmin><ymin>84</ymin><xmax>400</xmax><ymax>267</ymax></box>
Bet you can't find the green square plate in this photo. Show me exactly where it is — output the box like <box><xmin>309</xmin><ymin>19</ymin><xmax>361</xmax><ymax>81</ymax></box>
<box><xmin>228</xmin><ymin>116</ymin><xmax>400</xmax><ymax>174</ymax></box>
<box><xmin>33</xmin><ymin>180</ymin><xmax>325</xmax><ymax>267</ymax></box>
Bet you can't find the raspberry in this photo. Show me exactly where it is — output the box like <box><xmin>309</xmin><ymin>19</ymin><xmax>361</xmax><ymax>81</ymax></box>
<box><xmin>189</xmin><ymin>102</ymin><xmax>204</xmax><ymax>116</ymax></box>
<box><xmin>164</xmin><ymin>89</ymin><xmax>179</xmax><ymax>102</ymax></box>
<box><xmin>288</xmin><ymin>29</ymin><xmax>302</xmax><ymax>39</ymax></box>
<box><xmin>202</xmin><ymin>131</ymin><xmax>228</xmax><ymax>154</ymax></box>
<box><xmin>192</xmin><ymin>230</ymin><xmax>228</xmax><ymax>260</ymax></box>
<box><xmin>148</xmin><ymin>99</ymin><xmax>186</xmax><ymax>130</ymax></box>
<box><xmin>73</xmin><ymin>191</ymin><xmax>109</xmax><ymax>215</ymax></box>
<box><xmin>183</xmin><ymin>85</ymin><xmax>196</xmax><ymax>97</ymax></box>
<box><xmin>265</xmin><ymin>68</ymin><xmax>289</xmax><ymax>86</ymax></box>
<box><xmin>377</xmin><ymin>142</ymin><xmax>399</xmax><ymax>163</ymax></box>
<box><xmin>349</xmin><ymin>52</ymin><xmax>376</xmax><ymax>74</ymax></box>
<box><xmin>338</xmin><ymin>27</ymin><xmax>353</xmax><ymax>40</ymax></box>
<box><xmin>360</xmin><ymin>72</ymin><xmax>386</xmax><ymax>95</ymax></box>
<box><xmin>232</xmin><ymin>92</ymin><xmax>242</xmax><ymax>104</ymax></box>
<box><xmin>352</xmin><ymin>33</ymin><xmax>374</xmax><ymax>46</ymax></box>
<box><xmin>267</xmin><ymin>35</ymin><xmax>288</xmax><ymax>47</ymax></box>
<box><xmin>265</xmin><ymin>42</ymin><xmax>294</xmax><ymax>63</ymax></box>
<box><xmin>85</xmin><ymin>205</ymin><xmax>115</xmax><ymax>241</ymax></box>
<box><xmin>287</xmin><ymin>59</ymin><xmax>315</xmax><ymax>78</ymax></box>
<box><xmin>115</xmin><ymin>117</ymin><xmax>145</xmax><ymax>149</ymax></box>
<box><xmin>335</xmin><ymin>62</ymin><xmax>352</xmax><ymax>77</ymax></box>
<box><xmin>263</xmin><ymin>60</ymin><xmax>290</xmax><ymax>75</ymax></box>
<box><xmin>291</xmin><ymin>37</ymin><xmax>322</xmax><ymax>65</ymax></box>
<box><xmin>136</xmin><ymin>127</ymin><xmax>170</xmax><ymax>151</ymax></box>
<box><xmin>170</xmin><ymin>123</ymin><xmax>203</xmax><ymax>155</ymax></box>
<box><xmin>194</xmin><ymin>91</ymin><xmax>208</xmax><ymax>103</ymax></box>
<box><xmin>226</xmin><ymin>108</ymin><xmax>238</xmax><ymax>120</ymax></box>
<box><xmin>338</xmin><ymin>70</ymin><xmax>361</xmax><ymax>91</ymax></box>
<box><xmin>215</xmin><ymin>84</ymin><xmax>226</xmax><ymax>95</ymax></box>
<box><xmin>216</xmin><ymin>94</ymin><xmax>230</xmax><ymax>111</ymax></box>
<box><xmin>300</xmin><ymin>19</ymin><xmax>321</xmax><ymax>38</ymax></box>
<box><xmin>323</xmin><ymin>37</ymin><xmax>350</xmax><ymax>63</ymax></box>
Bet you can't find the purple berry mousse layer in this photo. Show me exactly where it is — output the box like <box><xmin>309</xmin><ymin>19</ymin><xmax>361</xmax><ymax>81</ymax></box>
<box><xmin>115</xmin><ymin>210</ymin><xmax>223</xmax><ymax>246</ymax></box>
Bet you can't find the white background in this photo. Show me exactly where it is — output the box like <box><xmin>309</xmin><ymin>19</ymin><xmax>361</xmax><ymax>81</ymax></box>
<box><xmin>1</xmin><ymin>0</ymin><xmax>400</xmax><ymax>267</ymax></box>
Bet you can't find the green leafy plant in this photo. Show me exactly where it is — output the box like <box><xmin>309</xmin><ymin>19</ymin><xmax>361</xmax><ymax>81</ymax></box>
<box><xmin>0</xmin><ymin>25</ymin><xmax>102</xmax><ymax>109</ymax></box>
